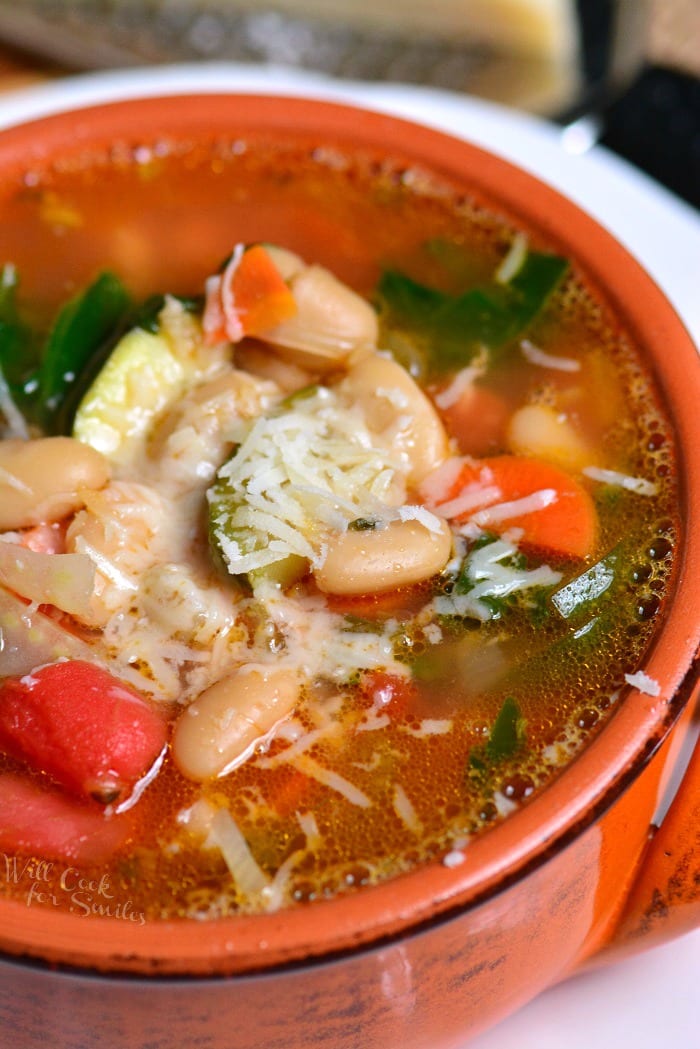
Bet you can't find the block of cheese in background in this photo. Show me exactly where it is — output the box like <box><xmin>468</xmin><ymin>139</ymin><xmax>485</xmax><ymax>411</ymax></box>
<box><xmin>236</xmin><ymin>0</ymin><xmax>579</xmax><ymax>60</ymax></box>
<box><xmin>237</xmin><ymin>0</ymin><xmax>581</xmax><ymax>112</ymax></box>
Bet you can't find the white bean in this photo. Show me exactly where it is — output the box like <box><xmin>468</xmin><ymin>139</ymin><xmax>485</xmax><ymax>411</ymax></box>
<box><xmin>149</xmin><ymin>367</ymin><xmax>275</xmax><ymax>486</ymax></box>
<box><xmin>0</xmin><ymin>437</ymin><xmax>110</xmax><ymax>531</ymax></box>
<box><xmin>234</xmin><ymin>342</ymin><xmax>314</xmax><ymax>394</ymax></box>
<box><xmin>263</xmin><ymin>245</ymin><xmax>305</xmax><ymax>282</ymax></box>
<box><xmin>265</xmin><ymin>265</ymin><xmax>377</xmax><ymax>371</ymax></box>
<box><xmin>314</xmin><ymin>517</ymin><xmax>452</xmax><ymax>595</ymax></box>
<box><xmin>338</xmin><ymin>354</ymin><xmax>449</xmax><ymax>484</ymax></box>
<box><xmin>507</xmin><ymin>403</ymin><xmax>592</xmax><ymax>472</ymax></box>
<box><xmin>172</xmin><ymin>665</ymin><xmax>301</xmax><ymax>781</ymax></box>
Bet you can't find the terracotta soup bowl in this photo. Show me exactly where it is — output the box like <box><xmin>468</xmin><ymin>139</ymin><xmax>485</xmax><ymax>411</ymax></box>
<box><xmin>0</xmin><ymin>93</ymin><xmax>698</xmax><ymax>1049</ymax></box>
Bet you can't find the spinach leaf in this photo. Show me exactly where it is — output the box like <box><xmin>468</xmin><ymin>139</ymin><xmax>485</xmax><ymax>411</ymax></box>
<box><xmin>0</xmin><ymin>264</ymin><xmax>41</xmax><ymax>415</ymax></box>
<box><xmin>486</xmin><ymin>695</ymin><xmax>526</xmax><ymax>761</ymax></box>
<box><xmin>377</xmin><ymin>250</ymin><xmax>568</xmax><ymax>375</ymax></box>
<box><xmin>37</xmin><ymin>272</ymin><xmax>132</xmax><ymax>432</ymax></box>
<box><xmin>377</xmin><ymin>270</ymin><xmax>445</xmax><ymax>330</ymax></box>
<box><xmin>469</xmin><ymin>696</ymin><xmax>527</xmax><ymax>775</ymax></box>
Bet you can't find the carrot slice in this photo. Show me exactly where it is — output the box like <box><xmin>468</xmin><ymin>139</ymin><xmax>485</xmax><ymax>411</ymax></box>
<box><xmin>231</xmin><ymin>244</ymin><xmax>297</xmax><ymax>337</ymax></box>
<box><xmin>203</xmin><ymin>244</ymin><xmax>298</xmax><ymax>344</ymax></box>
<box><xmin>428</xmin><ymin>454</ymin><xmax>597</xmax><ymax>559</ymax></box>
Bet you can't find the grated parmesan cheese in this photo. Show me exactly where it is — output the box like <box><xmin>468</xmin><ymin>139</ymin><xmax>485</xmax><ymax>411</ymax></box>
<box><xmin>393</xmin><ymin>784</ymin><xmax>422</xmax><ymax>835</ymax></box>
<box><xmin>396</xmin><ymin>504</ymin><xmax>446</xmax><ymax>534</ymax></box>
<box><xmin>205</xmin><ymin>807</ymin><xmax>271</xmax><ymax>895</ymax></box>
<box><xmin>423</xmin><ymin>623</ymin><xmax>443</xmax><ymax>645</ymax></box>
<box><xmin>624</xmin><ymin>670</ymin><xmax>661</xmax><ymax>697</ymax></box>
<box><xmin>290</xmin><ymin>753</ymin><xmax>372</xmax><ymax>808</ymax></box>
<box><xmin>520</xmin><ymin>338</ymin><xmax>581</xmax><ymax>372</ymax></box>
<box><xmin>209</xmin><ymin>385</ymin><xmax>408</xmax><ymax>577</ymax></box>
<box><xmin>405</xmin><ymin>719</ymin><xmax>453</xmax><ymax>737</ymax></box>
<box><xmin>582</xmin><ymin>465</ymin><xmax>658</xmax><ymax>497</ymax></box>
<box><xmin>495</xmin><ymin>232</ymin><xmax>529</xmax><ymax>284</ymax></box>
<box><xmin>442</xmin><ymin>849</ymin><xmax>466</xmax><ymax>868</ymax></box>
<box><xmin>433</xmin><ymin>350</ymin><xmax>488</xmax><ymax>410</ymax></box>
<box><xmin>470</xmin><ymin>488</ymin><xmax>557</xmax><ymax>528</ymax></box>
<box><xmin>434</xmin><ymin>537</ymin><xmax>561</xmax><ymax>621</ymax></box>
<box><xmin>418</xmin><ymin>455</ymin><xmax>469</xmax><ymax>507</ymax></box>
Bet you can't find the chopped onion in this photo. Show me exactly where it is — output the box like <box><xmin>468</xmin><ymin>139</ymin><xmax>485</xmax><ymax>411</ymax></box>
<box><xmin>205</xmin><ymin>807</ymin><xmax>270</xmax><ymax>896</ymax></box>
<box><xmin>0</xmin><ymin>540</ymin><xmax>96</xmax><ymax>620</ymax></box>
<box><xmin>393</xmin><ymin>784</ymin><xmax>422</xmax><ymax>834</ymax></box>
<box><xmin>520</xmin><ymin>339</ymin><xmax>581</xmax><ymax>372</ymax></box>
<box><xmin>291</xmin><ymin>754</ymin><xmax>372</xmax><ymax>808</ymax></box>
<box><xmin>582</xmin><ymin>465</ymin><xmax>658</xmax><ymax>497</ymax></box>
<box><xmin>0</xmin><ymin>584</ymin><xmax>95</xmax><ymax>675</ymax></box>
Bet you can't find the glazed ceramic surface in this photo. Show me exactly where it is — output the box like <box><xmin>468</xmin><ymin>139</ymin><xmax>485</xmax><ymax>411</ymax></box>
<box><xmin>0</xmin><ymin>67</ymin><xmax>698</xmax><ymax>1049</ymax></box>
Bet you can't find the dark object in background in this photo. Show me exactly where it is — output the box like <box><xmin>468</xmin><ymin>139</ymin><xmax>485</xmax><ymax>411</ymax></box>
<box><xmin>600</xmin><ymin>65</ymin><xmax>700</xmax><ymax>211</ymax></box>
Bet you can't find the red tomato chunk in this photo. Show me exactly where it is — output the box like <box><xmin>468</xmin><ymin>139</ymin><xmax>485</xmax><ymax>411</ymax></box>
<box><xmin>0</xmin><ymin>660</ymin><xmax>167</xmax><ymax>806</ymax></box>
<box><xmin>0</xmin><ymin>772</ymin><xmax>134</xmax><ymax>865</ymax></box>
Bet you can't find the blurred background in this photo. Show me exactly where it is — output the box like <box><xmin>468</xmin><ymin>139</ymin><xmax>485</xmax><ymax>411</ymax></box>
<box><xmin>0</xmin><ymin>0</ymin><xmax>697</xmax><ymax>208</ymax></box>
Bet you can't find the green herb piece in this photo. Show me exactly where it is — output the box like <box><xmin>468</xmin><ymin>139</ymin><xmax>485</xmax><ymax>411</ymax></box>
<box><xmin>526</xmin><ymin>586</ymin><xmax>552</xmax><ymax>628</ymax></box>
<box><xmin>348</xmin><ymin>517</ymin><xmax>379</xmax><ymax>532</ymax></box>
<box><xmin>469</xmin><ymin>751</ymin><xmax>487</xmax><ymax>773</ymax></box>
<box><xmin>469</xmin><ymin>696</ymin><xmax>526</xmax><ymax>776</ymax></box>
<box><xmin>450</xmin><ymin>534</ymin><xmax>544</xmax><ymax>621</ymax></box>
<box><xmin>410</xmin><ymin>647</ymin><xmax>444</xmax><ymax>683</ymax></box>
<box><xmin>486</xmin><ymin>695</ymin><xmax>525</xmax><ymax>761</ymax></box>
<box><xmin>342</xmin><ymin>615</ymin><xmax>386</xmax><ymax>635</ymax></box>
<box><xmin>377</xmin><ymin>250</ymin><xmax>568</xmax><ymax>375</ymax></box>
<box><xmin>278</xmin><ymin>383</ymin><xmax>321</xmax><ymax>409</ymax></box>
<box><xmin>500</xmin><ymin>252</ymin><xmax>571</xmax><ymax>342</ymax></box>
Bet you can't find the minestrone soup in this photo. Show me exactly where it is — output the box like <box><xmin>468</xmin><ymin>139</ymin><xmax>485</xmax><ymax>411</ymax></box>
<box><xmin>0</xmin><ymin>138</ymin><xmax>677</xmax><ymax>919</ymax></box>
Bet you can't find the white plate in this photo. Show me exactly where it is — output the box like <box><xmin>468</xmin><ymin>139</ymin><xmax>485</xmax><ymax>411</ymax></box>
<box><xmin>1</xmin><ymin>63</ymin><xmax>699</xmax><ymax>1049</ymax></box>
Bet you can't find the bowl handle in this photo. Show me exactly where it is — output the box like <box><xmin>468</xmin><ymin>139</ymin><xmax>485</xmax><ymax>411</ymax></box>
<box><xmin>595</xmin><ymin>659</ymin><xmax>700</xmax><ymax>963</ymax></box>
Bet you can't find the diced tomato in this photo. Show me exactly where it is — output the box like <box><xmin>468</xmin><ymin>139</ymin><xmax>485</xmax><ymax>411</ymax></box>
<box><xmin>357</xmin><ymin>671</ymin><xmax>417</xmax><ymax>716</ymax></box>
<box><xmin>423</xmin><ymin>454</ymin><xmax>597</xmax><ymax>559</ymax></box>
<box><xmin>438</xmin><ymin>383</ymin><xmax>510</xmax><ymax>458</ymax></box>
<box><xmin>271</xmin><ymin>769</ymin><xmax>313</xmax><ymax>819</ymax></box>
<box><xmin>325</xmin><ymin>583</ymin><xmax>430</xmax><ymax>622</ymax></box>
<box><xmin>203</xmin><ymin>243</ymin><xmax>297</xmax><ymax>344</ymax></box>
<box><xmin>17</xmin><ymin>521</ymin><xmax>68</xmax><ymax>555</ymax></box>
<box><xmin>0</xmin><ymin>772</ymin><xmax>135</xmax><ymax>864</ymax></box>
<box><xmin>0</xmin><ymin>661</ymin><xmax>167</xmax><ymax>806</ymax></box>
